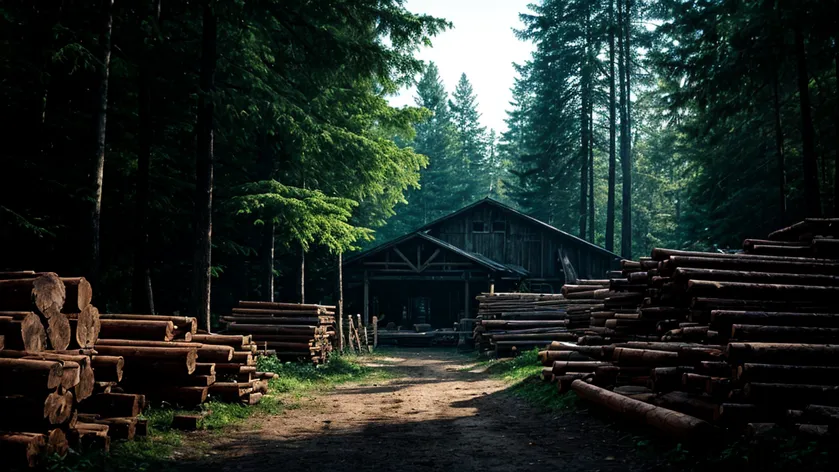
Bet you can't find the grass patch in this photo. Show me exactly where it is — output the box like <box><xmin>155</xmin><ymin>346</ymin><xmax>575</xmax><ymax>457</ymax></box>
<box><xmin>49</xmin><ymin>354</ymin><xmax>383</xmax><ymax>472</ymax></box>
<box><xmin>474</xmin><ymin>348</ymin><xmax>579</xmax><ymax>411</ymax></box>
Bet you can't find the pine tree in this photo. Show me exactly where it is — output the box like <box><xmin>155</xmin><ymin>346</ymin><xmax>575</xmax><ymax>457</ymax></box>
<box><xmin>450</xmin><ymin>73</ymin><xmax>488</xmax><ymax>202</ymax></box>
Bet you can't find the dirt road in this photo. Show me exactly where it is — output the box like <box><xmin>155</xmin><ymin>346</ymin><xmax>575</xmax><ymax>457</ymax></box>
<box><xmin>184</xmin><ymin>348</ymin><xmax>657</xmax><ymax>472</ymax></box>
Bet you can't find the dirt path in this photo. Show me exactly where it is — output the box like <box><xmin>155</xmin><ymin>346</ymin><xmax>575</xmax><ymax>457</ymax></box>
<box><xmin>183</xmin><ymin>348</ymin><xmax>657</xmax><ymax>472</ymax></box>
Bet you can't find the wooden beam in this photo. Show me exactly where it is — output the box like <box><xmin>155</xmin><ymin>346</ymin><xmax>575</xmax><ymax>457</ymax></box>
<box><xmin>392</xmin><ymin>248</ymin><xmax>419</xmax><ymax>272</ymax></box>
<box><xmin>363</xmin><ymin>270</ymin><xmax>369</xmax><ymax>326</ymax></box>
<box><xmin>464</xmin><ymin>277</ymin><xmax>470</xmax><ymax>319</ymax></box>
<box><xmin>419</xmin><ymin>249</ymin><xmax>442</xmax><ymax>272</ymax></box>
<box><xmin>338</xmin><ymin>253</ymin><xmax>344</xmax><ymax>353</ymax></box>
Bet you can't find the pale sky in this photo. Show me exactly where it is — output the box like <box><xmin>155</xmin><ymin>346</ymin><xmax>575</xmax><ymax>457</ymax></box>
<box><xmin>388</xmin><ymin>0</ymin><xmax>536</xmax><ymax>134</ymax></box>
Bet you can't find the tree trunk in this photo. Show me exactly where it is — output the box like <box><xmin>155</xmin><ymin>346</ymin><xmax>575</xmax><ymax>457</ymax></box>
<box><xmin>794</xmin><ymin>27</ymin><xmax>821</xmax><ymax>217</ymax></box>
<box><xmin>834</xmin><ymin>43</ymin><xmax>839</xmax><ymax>216</ymax></box>
<box><xmin>192</xmin><ymin>0</ymin><xmax>216</xmax><ymax>332</ymax></box>
<box><xmin>337</xmin><ymin>252</ymin><xmax>344</xmax><ymax>352</ymax></box>
<box><xmin>620</xmin><ymin>0</ymin><xmax>633</xmax><ymax>259</ymax></box>
<box><xmin>133</xmin><ymin>1</ymin><xmax>160</xmax><ymax>314</ymax></box>
<box><xmin>264</xmin><ymin>222</ymin><xmax>274</xmax><ymax>302</ymax></box>
<box><xmin>133</xmin><ymin>57</ymin><xmax>155</xmax><ymax>314</ymax></box>
<box><xmin>578</xmin><ymin>4</ymin><xmax>591</xmax><ymax>239</ymax></box>
<box><xmin>606</xmin><ymin>0</ymin><xmax>617</xmax><ymax>253</ymax></box>
<box><xmin>772</xmin><ymin>73</ymin><xmax>786</xmax><ymax>225</ymax></box>
<box><xmin>588</xmin><ymin>102</ymin><xmax>595</xmax><ymax>243</ymax></box>
<box><xmin>90</xmin><ymin>0</ymin><xmax>114</xmax><ymax>288</ymax></box>
<box><xmin>299</xmin><ymin>249</ymin><xmax>305</xmax><ymax>304</ymax></box>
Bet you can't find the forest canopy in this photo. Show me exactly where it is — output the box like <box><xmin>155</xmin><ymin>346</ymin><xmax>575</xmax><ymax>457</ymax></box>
<box><xmin>1</xmin><ymin>0</ymin><xmax>836</xmax><ymax>326</ymax></box>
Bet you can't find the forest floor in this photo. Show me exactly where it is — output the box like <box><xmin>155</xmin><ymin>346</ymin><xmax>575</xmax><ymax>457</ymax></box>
<box><xmin>172</xmin><ymin>348</ymin><xmax>661</xmax><ymax>472</ymax></box>
<box><xmin>58</xmin><ymin>348</ymin><xmax>833</xmax><ymax>472</ymax></box>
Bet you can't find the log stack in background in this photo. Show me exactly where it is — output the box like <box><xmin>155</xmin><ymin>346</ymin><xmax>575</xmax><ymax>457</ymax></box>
<box><xmin>473</xmin><ymin>281</ymin><xmax>654</xmax><ymax>357</ymax></box>
<box><xmin>0</xmin><ymin>272</ymin><xmax>274</xmax><ymax>467</ymax></box>
<box><xmin>535</xmin><ymin>218</ymin><xmax>839</xmax><ymax>440</ymax></box>
<box><xmin>221</xmin><ymin>301</ymin><xmax>335</xmax><ymax>364</ymax></box>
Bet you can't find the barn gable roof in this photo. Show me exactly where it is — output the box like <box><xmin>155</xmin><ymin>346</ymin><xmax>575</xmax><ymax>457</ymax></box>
<box><xmin>418</xmin><ymin>198</ymin><xmax>620</xmax><ymax>259</ymax></box>
<box><xmin>344</xmin><ymin>231</ymin><xmax>529</xmax><ymax>277</ymax></box>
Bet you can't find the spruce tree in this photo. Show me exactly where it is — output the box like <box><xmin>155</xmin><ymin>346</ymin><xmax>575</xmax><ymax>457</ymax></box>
<box><xmin>450</xmin><ymin>73</ymin><xmax>488</xmax><ymax>202</ymax></box>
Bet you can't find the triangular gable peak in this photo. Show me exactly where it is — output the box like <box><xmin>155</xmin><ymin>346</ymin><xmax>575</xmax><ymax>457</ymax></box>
<box><xmin>418</xmin><ymin>198</ymin><xmax>619</xmax><ymax>281</ymax></box>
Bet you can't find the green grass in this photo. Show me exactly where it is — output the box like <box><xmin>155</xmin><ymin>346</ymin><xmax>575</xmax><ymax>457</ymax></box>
<box><xmin>50</xmin><ymin>354</ymin><xmax>384</xmax><ymax>472</ymax></box>
<box><xmin>474</xmin><ymin>348</ymin><xmax>580</xmax><ymax>411</ymax></box>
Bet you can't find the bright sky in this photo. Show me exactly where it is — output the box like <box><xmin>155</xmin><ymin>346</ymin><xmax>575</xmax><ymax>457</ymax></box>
<box><xmin>388</xmin><ymin>0</ymin><xmax>536</xmax><ymax>134</ymax></box>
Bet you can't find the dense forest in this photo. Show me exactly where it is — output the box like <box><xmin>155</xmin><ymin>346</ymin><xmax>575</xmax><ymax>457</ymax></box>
<box><xmin>1</xmin><ymin>1</ymin><xmax>837</xmax><ymax>327</ymax></box>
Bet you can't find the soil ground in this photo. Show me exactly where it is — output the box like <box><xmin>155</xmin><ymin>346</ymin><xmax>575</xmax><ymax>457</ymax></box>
<box><xmin>178</xmin><ymin>348</ymin><xmax>662</xmax><ymax>472</ymax></box>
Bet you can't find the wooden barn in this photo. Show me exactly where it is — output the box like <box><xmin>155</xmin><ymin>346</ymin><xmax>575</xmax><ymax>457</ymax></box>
<box><xmin>343</xmin><ymin>198</ymin><xmax>620</xmax><ymax>328</ymax></box>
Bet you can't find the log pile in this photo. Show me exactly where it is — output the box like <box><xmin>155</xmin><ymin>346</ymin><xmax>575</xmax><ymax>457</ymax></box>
<box><xmin>536</xmin><ymin>218</ymin><xmax>839</xmax><ymax>439</ymax></box>
<box><xmin>0</xmin><ymin>271</ymin><xmax>274</xmax><ymax>467</ymax></box>
<box><xmin>473</xmin><ymin>282</ymin><xmax>653</xmax><ymax>357</ymax></box>
<box><xmin>221</xmin><ymin>301</ymin><xmax>335</xmax><ymax>364</ymax></box>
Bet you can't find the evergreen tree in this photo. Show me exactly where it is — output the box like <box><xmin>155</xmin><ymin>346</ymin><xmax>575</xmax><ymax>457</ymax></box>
<box><xmin>450</xmin><ymin>73</ymin><xmax>489</xmax><ymax>200</ymax></box>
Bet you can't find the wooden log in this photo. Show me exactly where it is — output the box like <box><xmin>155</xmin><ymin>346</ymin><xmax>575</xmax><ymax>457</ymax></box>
<box><xmin>137</xmin><ymin>386</ymin><xmax>208</xmax><ymax>406</ymax></box>
<box><xmin>78</xmin><ymin>393</ymin><xmax>143</xmax><ymax>417</ymax></box>
<box><xmin>712</xmin><ymin>310</ymin><xmax>839</xmax><ymax>328</ymax></box>
<box><xmin>0</xmin><ymin>273</ymin><xmax>65</xmax><ymax>316</ymax></box>
<box><xmin>90</xmin><ymin>355</ymin><xmax>124</xmax><ymax>382</ymax></box>
<box><xmin>214</xmin><ymin>363</ymin><xmax>256</xmax><ymax>374</ymax></box>
<box><xmin>0</xmin><ymin>357</ymin><xmax>64</xmax><ymax>393</ymax></box>
<box><xmin>99</xmin><ymin>314</ymin><xmax>197</xmax><ymax>334</ymax></box>
<box><xmin>612</xmin><ymin>348</ymin><xmax>680</xmax><ymax>366</ymax></box>
<box><xmin>737</xmin><ymin>363</ymin><xmax>839</xmax><ymax>385</ymax></box>
<box><xmin>654</xmin><ymin>391</ymin><xmax>718</xmax><ymax>422</ymax></box>
<box><xmin>0</xmin><ymin>270</ymin><xmax>36</xmax><ymax>279</ymax></box>
<box><xmin>87</xmin><ymin>417</ymin><xmax>137</xmax><ymax>440</ymax></box>
<box><xmin>61</xmin><ymin>277</ymin><xmax>93</xmax><ymax>312</ymax></box>
<box><xmin>47</xmin><ymin>312</ymin><xmax>71</xmax><ymax>350</ymax></box>
<box><xmin>551</xmin><ymin>361</ymin><xmax>610</xmax><ymax>375</ymax></box>
<box><xmin>0</xmin><ymin>312</ymin><xmax>46</xmax><ymax>352</ymax></box>
<box><xmin>803</xmin><ymin>404</ymin><xmax>839</xmax><ymax>428</ymax></box>
<box><xmin>715</xmin><ymin>403</ymin><xmax>769</xmax><ymax>426</ymax></box>
<box><xmin>687</xmin><ymin>279</ymin><xmax>839</xmax><ymax>301</ymax></box>
<box><xmin>557</xmin><ymin>372</ymin><xmax>594</xmax><ymax>393</ymax></box>
<box><xmin>726</xmin><ymin>342</ymin><xmax>839</xmax><ymax>366</ymax></box>
<box><xmin>227</xmin><ymin>323</ymin><xmax>319</xmax><ymax>335</ymax></box>
<box><xmin>191</xmin><ymin>334</ymin><xmax>249</xmax><ymax>348</ymax></box>
<box><xmin>20</xmin><ymin>352</ymin><xmax>94</xmax><ymax>401</ymax></box>
<box><xmin>651</xmin><ymin>367</ymin><xmax>693</xmax><ymax>392</ymax></box>
<box><xmin>546</xmin><ymin>343</ymin><xmax>606</xmax><ymax>357</ymax></box>
<box><xmin>674</xmin><ymin>267</ymin><xmax>839</xmax><ymax>287</ymax></box>
<box><xmin>731</xmin><ymin>324</ymin><xmax>839</xmax><ymax>343</ymax></box>
<box><xmin>172</xmin><ymin>413</ymin><xmax>206</xmax><ymax>431</ymax></box>
<box><xmin>479</xmin><ymin>320</ymin><xmax>568</xmax><ymax>329</ymax></box>
<box><xmin>0</xmin><ymin>390</ymin><xmax>74</xmax><ymax>428</ymax></box>
<box><xmin>743</xmin><ymin>382</ymin><xmax>839</xmax><ymax>407</ymax></box>
<box><xmin>653</xmin><ymin>247</ymin><xmax>816</xmax><ymax>262</ymax></box>
<box><xmin>665</xmin><ymin>255</ymin><xmax>839</xmax><ymax>276</ymax></box>
<box><xmin>570</xmin><ymin>380</ymin><xmax>712</xmax><ymax>439</ymax></box>
<box><xmin>67</xmin><ymin>305</ymin><xmax>101</xmax><ymax>348</ymax></box>
<box><xmin>69</xmin><ymin>422</ymin><xmax>110</xmax><ymax>452</ymax></box>
<box><xmin>92</xmin><ymin>345</ymin><xmax>197</xmax><ymax>374</ymax></box>
<box><xmin>98</xmin><ymin>319</ymin><xmax>174</xmax><ymax>341</ymax></box>
<box><xmin>237</xmin><ymin>301</ymin><xmax>334</xmax><ymax>311</ymax></box>
<box><xmin>0</xmin><ymin>432</ymin><xmax>46</xmax><ymax>468</ymax></box>
<box><xmin>45</xmin><ymin>428</ymin><xmax>68</xmax><ymax>458</ymax></box>
<box><xmin>538</xmin><ymin>350</ymin><xmax>594</xmax><ymax>365</ymax></box>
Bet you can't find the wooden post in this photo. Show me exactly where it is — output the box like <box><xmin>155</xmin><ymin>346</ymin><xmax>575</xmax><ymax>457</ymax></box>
<box><xmin>464</xmin><ymin>276</ymin><xmax>470</xmax><ymax>320</ymax></box>
<box><xmin>489</xmin><ymin>279</ymin><xmax>495</xmax><ymax>295</ymax></box>
<box><xmin>372</xmin><ymin>316</ymin><xmax>378</xmax><ymax>349</ymax></box>
<box><xmin>337</xmin><ymin>253</ymin><xmax>344</xmax><ymax>352</ymax></box>
<box><xmin>363</xmin><ymin>270</ymin><xmax>369</xmax><ymax>325</ymax></box>
<box><xmin>300</xmin><ymin>249</ymin><xmax>305</xmax><ymax>304</ymax></box>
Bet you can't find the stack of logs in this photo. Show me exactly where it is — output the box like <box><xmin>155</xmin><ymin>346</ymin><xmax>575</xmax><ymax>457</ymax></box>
<box><xmin>222</xmin><ymin>301</ymin><xmax>335</xmax><ymax>364</ymax></box>
<box><xmin>538</xmin><ymin>218</ymin><xmax>839</xmax><ymax>440</ymax></box>
<box><xmin>0</xmin><ymin>271</ymin><xmax>272</xmax><ymax>468</ymax></box>
<box><xmin>473</xmin><ymin>283</ymin><xmax>650</xmax><ymax>357</ymax></box>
